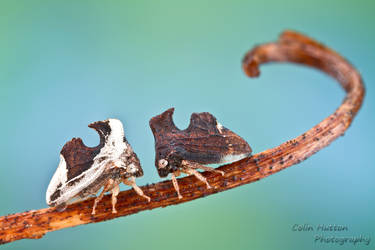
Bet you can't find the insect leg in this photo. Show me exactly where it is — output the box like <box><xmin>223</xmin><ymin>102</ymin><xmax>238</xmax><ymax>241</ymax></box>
<box><xmin>182</xmin><ymin>160</ymin><xmax>225</xmax><ymax>176</ymax></box>
<box><xmin>123</xmin><ymin>176</ymin><xmax>151</xmax><ymax>202</ymax></box>
<box><xmin>110</xmin><ymin>184</ymin><xmax>120</xmax><ymax>213</ymax></box>
<box><xmin>92</xmin><ymin>179</ymin><xmax>115</xmax><ymax>215</ymax></box>
<box><xmin>171</xmin><ymin>171</ymin><xmax>183</xmax><ymax>199</ymax></box>
<box><xmin>55</xmin><ymin>203</ymin><xmax>67</xmax><ymax>212</ymax></box>
<box><xmin>180</xmin><ymin>167</ymin><xmax>212</xmax><ymax>189</ymax></box>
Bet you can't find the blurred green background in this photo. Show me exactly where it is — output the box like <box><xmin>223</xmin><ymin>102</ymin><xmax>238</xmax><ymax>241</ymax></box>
<box><xmin>0</xmin><ymin>1</ymin><xmax>374</xmax><ymax>249</ymax></box>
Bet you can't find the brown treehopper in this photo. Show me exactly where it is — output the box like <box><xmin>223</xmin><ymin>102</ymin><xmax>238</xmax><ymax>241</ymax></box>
<box><xmin>46</xmin><ymin>119</ymin><xmax>150</xmax><ymax>215</ymax></box>
<box><xmin>149</xmin><ymin>108</ymin><xmax>252</xmax><ymax>198</ymax></box>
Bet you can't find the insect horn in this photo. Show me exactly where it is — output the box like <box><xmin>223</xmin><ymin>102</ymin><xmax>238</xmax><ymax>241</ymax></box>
<box><xmin>149</xmin><ymin>108</ymin><xmax>178</xmax><ymax>136</ymax></box>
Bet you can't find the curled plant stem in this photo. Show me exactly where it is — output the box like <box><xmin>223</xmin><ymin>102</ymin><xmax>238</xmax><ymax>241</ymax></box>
<box><xmin>0</xmin><ymin>30</ymin><xmax>365</xmax><ymax>245</ymax></box>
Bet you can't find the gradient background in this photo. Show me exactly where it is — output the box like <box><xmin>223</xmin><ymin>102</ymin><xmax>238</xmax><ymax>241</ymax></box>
<box><xmin>0</xmin><ymin>1</ymin><xmax>374</xmax><ymax>249</ymax></box>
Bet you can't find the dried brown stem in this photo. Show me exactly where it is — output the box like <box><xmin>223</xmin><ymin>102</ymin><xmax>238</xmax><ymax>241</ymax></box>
<box><xmin>0</xmin><ymin>30</ymin><xmax>365</xmax><ymax>245</ymax></box>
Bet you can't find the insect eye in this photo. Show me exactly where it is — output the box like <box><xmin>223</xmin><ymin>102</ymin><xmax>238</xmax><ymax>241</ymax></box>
<box><xmin>158</xmin><ymin>159</ymin><xmax>168</xmax><ymax>168</ymax></box>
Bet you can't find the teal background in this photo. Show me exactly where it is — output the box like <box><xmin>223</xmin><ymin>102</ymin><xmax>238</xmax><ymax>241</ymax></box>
<box><xmin>0</xmin><ymin>1</ymin><xmax>374</xmax><ymax>249</ymax></box>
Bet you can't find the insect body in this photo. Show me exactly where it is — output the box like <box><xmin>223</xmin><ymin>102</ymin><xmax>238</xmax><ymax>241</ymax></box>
<box><xmin>46</xmin><ymin>119</ymin><xmax>150</xmax><ymax>215</ymax></box>
<box><xmin>149</xmin><ymin>108</ymin><xmax>252</xmax><ymax>198</ymax></box>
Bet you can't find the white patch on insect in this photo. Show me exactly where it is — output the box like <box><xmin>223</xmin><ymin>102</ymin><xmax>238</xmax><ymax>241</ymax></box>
<box><xmin>46</xmin><ymin>118</ymin><xmax>134</xmax><ymax>206</ymax></box>
<box><xmin>127</xmin><ymin>163</ymin><xmax>137</xmax><ymax>173</ymax></box>
<box><xmin>95</xmin><ymin>119</ymin><xmax>128</xmax><ymax>169</ymax></box>
<box><xmin>220</xmin><ymin>153</ymin><xmax>250</xmax><ymax>164</ymax></box>
<box><xmin>46</xmin><ymin>154</ymin><xmax>68</xmax><ymax>204</ymax></box>
<box><xmin>158</xmin><ymin>159</ymin><xmax>168</xmax><ymax>168</ymax></box>
<box><xmin>216</xmin><ymin>122</ymin><xmax>223</xmax><ymax>133</ymax></box>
